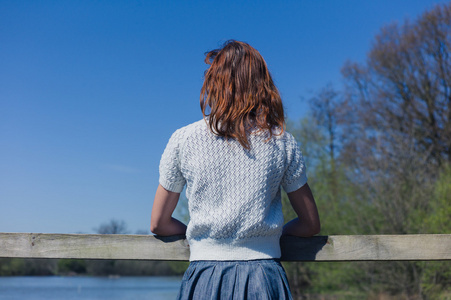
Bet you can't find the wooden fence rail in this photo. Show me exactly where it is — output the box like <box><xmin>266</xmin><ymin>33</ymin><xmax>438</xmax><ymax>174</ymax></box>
<box><xmin>0</xmin><ymin>233</ymin><xmax>449</xmax><ymax>262</ymax></box>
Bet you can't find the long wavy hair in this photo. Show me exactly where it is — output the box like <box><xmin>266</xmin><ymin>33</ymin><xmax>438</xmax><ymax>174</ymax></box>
<box><xmin>200</xmin><ymin>40</ymin><xmax>285</xmax><ymax>149</ymax></box>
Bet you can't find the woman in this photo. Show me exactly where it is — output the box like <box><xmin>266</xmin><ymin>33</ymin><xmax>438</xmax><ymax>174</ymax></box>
<box><xmin>151</xmin><ymin>40</ymin><xmax>320</xmax><ymax>300</ymax></box>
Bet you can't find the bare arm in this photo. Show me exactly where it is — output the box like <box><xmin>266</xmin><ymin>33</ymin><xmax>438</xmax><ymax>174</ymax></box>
<box><xmin>282</xmin><ymin>183</ymin><xmax>320</xmax><ymax>237</ymax></box>
<box><xmin>150</xmin><ymin>184</ymin><xmax>187</xmax><ymax>236</ymax></box>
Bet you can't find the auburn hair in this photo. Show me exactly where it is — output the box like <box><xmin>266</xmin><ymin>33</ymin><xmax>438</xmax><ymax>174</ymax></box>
<box><xmin>200</xmin><ymin>40</ymin><xmax>285</xmax><ymax>149</ymax></box>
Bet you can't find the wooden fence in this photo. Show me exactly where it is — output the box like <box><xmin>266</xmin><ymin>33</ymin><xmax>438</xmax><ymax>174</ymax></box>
<box><xmin>0</xmin><ymin>233</ymin><xmax>450</xmax><ymax>261</ymax></box>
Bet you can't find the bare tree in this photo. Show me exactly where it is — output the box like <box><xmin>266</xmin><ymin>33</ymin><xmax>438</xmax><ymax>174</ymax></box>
<box><xmin>95</xmin><ymin>219</ymin><xmax>129</xmax><ymax>234</ymax></box>
<box><xmin>342</xmin><ymin>3</ymin><xmax>451</xmax><ymax>168</ymax></box>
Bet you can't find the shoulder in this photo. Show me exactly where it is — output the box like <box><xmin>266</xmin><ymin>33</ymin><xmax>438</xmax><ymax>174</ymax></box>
<box><xmin>170</xmin><ymin>119</ymin><xmax>207</xmax><ymax>138</ymax></box>
<box><xmin>272</xmin><ymin>129</ymin><xmax>298</xmax><ymax>145</ymax></box>
<box><xmin>176</xmin><ymin>119</ymin><xmax>206</xmax><ymax>133</ymax></box>
<box><xmin>272</xmin><ymin>130</ymin><xmax>303</xmax><ymax>161</ymax></box>
<box><xmin>166</xmin><ymin>119</ymin><xmax>208</xmax><ymax>147</ymax></box>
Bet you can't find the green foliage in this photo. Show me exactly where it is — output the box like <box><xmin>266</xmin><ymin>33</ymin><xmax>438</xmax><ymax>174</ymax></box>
<box><xmin>421</xmin><ymin>261</ymin><xmax>451</xmax><ymax>299</ymax></box>
<box><xmin>284</xmin><ymin>114</ymin><xmax>373</xmax><ymax>296</ymax></box>
<box><xmin>424</xmin><ymin>164</ymin><xmax>451</xmax><ymax>233</ymax></box>
<box><xmin>57</xmin><ymin>259</ymin><xmax>87</xmax><ymax>275</ymax></box>
<box><xmin>284</xmin><ymin>110</ymin><xmax>451</xmax><ymax>297</ymax></box>
<box><xmin>418</xmin><ymin>165</ymin><xmax>451</xmax><ymax>298</ymax></box>
<box><xmin>0</xmin><ymin>258</ymin><xmax>57</xmax><ymax>276</ymax></box>
<box><xmin>111</xmin><ymin>260</ymin><xmax>176</xmax><ymax>276</ymax></box>
<box><xmin>167</xmin><ymin>261</ymin><xmax>190</xmax><ymax>275</ymax></box>
<box><xmin>0</xmin><ymin>258</ymin><xmax>184</xmax><ymax>277</ymax></box>
<box><xmin>0</xmin><ymin>258</ymin><xmax>25</xmax><ymax>276</ymax></box>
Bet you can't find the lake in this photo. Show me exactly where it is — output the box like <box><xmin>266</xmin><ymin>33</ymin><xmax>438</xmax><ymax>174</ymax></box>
<box><xmin>0</xmin><ymin>276</ymin><xmax>182</xmax><ymax>300</ymax></box>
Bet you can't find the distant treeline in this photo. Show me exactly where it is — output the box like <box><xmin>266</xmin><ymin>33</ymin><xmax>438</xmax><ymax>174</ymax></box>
<box><xmin>0</xmin><ymin>257</ymin><xmax>187</xmax><ymax>277</ymax></box>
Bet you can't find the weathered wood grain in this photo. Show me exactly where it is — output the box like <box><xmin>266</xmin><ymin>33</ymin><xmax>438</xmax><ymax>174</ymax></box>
<box><xmin>280</xmin><ymin>234</ymin><xmax>451</xmax><ymax>261</ymax></box>
<box><xmin>0</xmin><ymin>233</ymin><xmax>189</xmax><ymax>261</ymax></box>
<box><xmin>0</xmin><ymin>233</ymin><xmax>449</xmax><ymax>261</ymax></box>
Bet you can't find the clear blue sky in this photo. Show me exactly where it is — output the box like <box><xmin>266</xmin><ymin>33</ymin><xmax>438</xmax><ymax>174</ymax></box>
<box><xmin>1</xmin><ymin>0</ymin><xmax>447</xmax><ymax>234</ymax></box>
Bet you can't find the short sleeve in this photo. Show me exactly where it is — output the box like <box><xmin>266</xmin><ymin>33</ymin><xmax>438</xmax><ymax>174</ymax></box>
<box><xmin>281</xmin><ymin>133</ymin><xmax>308</xmax><ymax>193</ymax></box>
<box><xmin>159</xmin><ymin>129</ymin><xmax>186</xmax><ymax>193</ymax></box>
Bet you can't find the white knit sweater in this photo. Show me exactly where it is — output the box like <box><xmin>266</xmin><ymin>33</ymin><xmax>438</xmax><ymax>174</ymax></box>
<box><xmin>159</xmin><ymin>119</ymin><xmax>307</xmax><ymax>261</ymax></box>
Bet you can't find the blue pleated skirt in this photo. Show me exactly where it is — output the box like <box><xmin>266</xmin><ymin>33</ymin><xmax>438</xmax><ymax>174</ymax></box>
<box><xmin>176</xmin><ymin>259</ymin><xmax>293</xmax><ymax>300</ymax></box>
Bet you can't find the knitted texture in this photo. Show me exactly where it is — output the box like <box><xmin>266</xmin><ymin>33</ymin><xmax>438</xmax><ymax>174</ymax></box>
<box><xmin>159</xmin><ymin>120</ymin><xmax>307</xmax><ymax>261</ymax></box>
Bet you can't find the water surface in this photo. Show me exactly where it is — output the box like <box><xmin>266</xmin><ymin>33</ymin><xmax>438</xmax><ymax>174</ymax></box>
<box><xmin>0</xmin><ymin>276</ymin><xmax>182</xmax><ymax>300</ymax></box>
